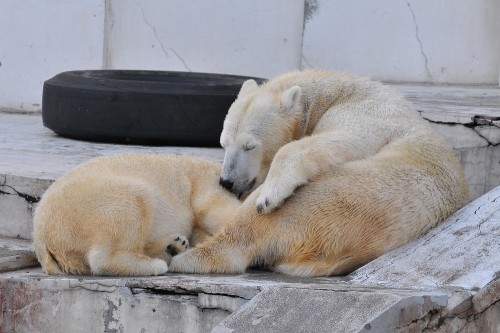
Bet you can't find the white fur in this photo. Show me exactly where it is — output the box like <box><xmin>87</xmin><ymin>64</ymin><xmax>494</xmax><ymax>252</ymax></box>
<box><xmin>33</xmin><ymin>153</ymin><xmax>241</xmax><ymax>276</ymax></box>
<box><xmin>167</xmin><ymin>70</ymin><xmax>469</xmax><ymax>277</ymax></box>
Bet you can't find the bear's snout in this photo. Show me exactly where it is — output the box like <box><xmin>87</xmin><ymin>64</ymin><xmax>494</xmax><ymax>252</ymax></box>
<box><xmin>219</xmin><ymin>177</ymin><xmax>234</xmax><ymax>191</ymax></box>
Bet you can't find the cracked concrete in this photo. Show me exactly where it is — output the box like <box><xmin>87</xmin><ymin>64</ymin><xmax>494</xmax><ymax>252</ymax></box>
<box><xmin>301</xmin><ymin>54</ymin><xmax>315</xmax><ymax>70</ymax></box>
<box><xmin>0</xmin><ymin>272</ymin><xmax>233</xmax><ymax>333</ymax></box>
<box><xmin>1</xmin><ymin>265</ymin><xmax>498</xmax><ymax>332</ymax></box>
<box><xmin>0</xmin><ymin>175</ymin><xmax>51</xmax><ymax>239</ymax></box>
<box><xmin>393</xmin><ymin>83</ymin><xmax>500</xmax><ymax>200</ymax></box>
<box><xmin>474</xmin><ymin>125</ymin><xmax>500</xmax><ymax>146</ymax></box>
<box><xmin>0</xmin><ymin>237</ymin><xmax>38</xmax><ymax>273</ymax></box>
<box><xmin>131</xmin><ymin>0</ymin><xmax>192</xmax><ymax>72</ymax></box>
<box><xmin>0</xmin><ymin>175</ymin><xmax>40</xmax><ymax>204</ymax></box>
<box><xmin>349</xmin><ymin>185</ymin><xmax>500</xmax><ymax>291</ymax></box>
<box><xmin>415</xmin><ymin>292</ymin><xmax>500</xmax><ymax>332</ymax></box>
<box><xmin>406</xmin><ymin>0</ymin><xmax>433</xmax><ymax>81</ymax></box>
<box><xmin>300</xmin><ymin>0</ymin><xmax>499</xmax><ymax>84</ymax></box>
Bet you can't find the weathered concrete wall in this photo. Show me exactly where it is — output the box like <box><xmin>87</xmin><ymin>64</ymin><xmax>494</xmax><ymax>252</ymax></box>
<box><xmin>395</xmin><ymin>84</ymin><xmax>500</xmax><ymax>200</ymax></box>
<box><xmin>213</xmin><ymin>287</ymin><xmax>449</xmax><ymax>333</ymax></box>
<box><xmin>0</xmin><ymin>175</ymin><xmax>49</xmax><ymax>240</ymax></box>
<box><xmin>1</xmin><ymin>1</ymin><xmax>498</xmax><ymax>112</ymax></box>
<box><xmin>302</xmin><ymin>0</ymin><xmax>500</xmax><ymax>84</ymax></box>
<box><xmin>1</xmin><ymin>267</ymin><xmax>498</xmax><ymax>332</ymax></box>
<box><xmin>104</xmin><ymin>0</ymin><xmax>304</xmax><ymax>78</ymax></box>
<box><xmin>0</xmin><ymin>277</ymin><xmax>235</xmax><ymax>333</ymax></box>
<box><xmin>0</xmin><ymin>237</ymin><xmax>38</xmax><ymax>273</ymax></box>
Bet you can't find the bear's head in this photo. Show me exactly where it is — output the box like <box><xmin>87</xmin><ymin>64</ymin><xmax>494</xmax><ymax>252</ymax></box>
<box><xmin>219</xmin><ymin>79</ymin><xmax>303</xmax><ymax>196</ymax></box>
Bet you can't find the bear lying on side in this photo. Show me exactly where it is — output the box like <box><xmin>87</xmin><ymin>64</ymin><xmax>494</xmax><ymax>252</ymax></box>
<box><xmin>33</xmin><ymin>154</ymin><xmax>241</xmax><ymax>276</ymax></box>
<box><xmin>169</xmin><ymin>70</ymin><xmax>469</xmax><ymax>277</ymax></box>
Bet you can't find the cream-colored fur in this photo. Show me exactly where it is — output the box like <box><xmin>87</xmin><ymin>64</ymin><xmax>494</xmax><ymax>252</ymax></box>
<box><xmin>33</xmin><ymin>154</ymin><xmax>240</xmax><ymax>276</ymax></box>
<box><xmin>169</xmin><ymin>70</ymin><xmax>469</xmax><ymax>277</ymax></box>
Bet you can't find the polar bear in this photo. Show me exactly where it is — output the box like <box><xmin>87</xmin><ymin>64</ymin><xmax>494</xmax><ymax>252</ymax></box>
<box><xmin>33</xmin><ymin>153</ymin><xmax>241</xmax><ymax>276</ymax></box>
<box><xmin>169</xmin><ymin>70</ymin><xmax>469</xmax><ymax>277</ymax></box>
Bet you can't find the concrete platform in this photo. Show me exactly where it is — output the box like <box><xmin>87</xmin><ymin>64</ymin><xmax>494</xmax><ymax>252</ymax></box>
<box><xmin>0</xmin><ymin>82</ymin><xmax>499</xmax><ymax>332</ymax></box>
<box><xmin>0</xmin><ymin>237</ymin><xmax>38</xmax><ymax>273</ymax></box>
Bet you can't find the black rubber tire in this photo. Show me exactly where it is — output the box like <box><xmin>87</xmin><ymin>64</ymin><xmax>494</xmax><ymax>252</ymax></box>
<box><xmin>42</xmin><ymin>70</ymin><xmax>266</xmax><ymax>147</ymax></box>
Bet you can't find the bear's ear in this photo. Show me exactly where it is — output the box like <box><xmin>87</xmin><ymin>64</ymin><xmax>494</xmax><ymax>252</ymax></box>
<box><xmin>238</xmin><ymin>79</ymin><xmax>259</xmax><ymax>97</ymax></box>
<box><xmin>280</xmin><ymin>86</ymin><xmax>302</xmax><ymax>114</ymax></box>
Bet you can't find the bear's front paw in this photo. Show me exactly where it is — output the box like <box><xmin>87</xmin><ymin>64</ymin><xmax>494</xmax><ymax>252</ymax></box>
<box><xmin>166</xmin><ymin>235</ymin><xmax>189</xmax><ymax>256</ymax></box>
<box><xmin>255</xmin><ymin>184</ymin><xmax>288</xmax><ymax>214</ymax></box>
<box><xmin>256</xmin><ymin>177</ymin><xmax>307</xmax><ymax>213</ymax></box>
<box><xmin>256</xmin><ymin>195</ymin><xmax>271</xmax><ymax>214</ymax></box>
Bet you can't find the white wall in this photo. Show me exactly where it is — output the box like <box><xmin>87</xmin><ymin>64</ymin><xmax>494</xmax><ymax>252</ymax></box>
<box><xmin>105</xmin><ymin>0</ymin><xmax>304</xmax><ymax>78</ymax></box>
<box><xmin>0</xmin><ymin>0</ymin><xmax>498</xmax><ymax>112</ymax></box>
<box><xmin>302</xmin><ymin>0</ymin><xmax>500</xmax><ymax>84</ymax></box>
<box><xmin>0</xmin><ymin>0</ymin><xmax>105</xmax><ymax>112</ymax></box>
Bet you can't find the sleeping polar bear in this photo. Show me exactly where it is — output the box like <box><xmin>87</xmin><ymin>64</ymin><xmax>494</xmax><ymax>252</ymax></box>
<box><xmin>33</xmin><ymin>154</ymin><xmax>241</xmax><ymax>276</ymax></box>
<box><xmin>169</xmin><ymin>70</ymin><xmax>469</xmax><ymax>277</ymax></box>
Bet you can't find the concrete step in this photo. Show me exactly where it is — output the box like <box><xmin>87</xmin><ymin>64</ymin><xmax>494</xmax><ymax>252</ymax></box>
<box><xmin>0</xmin><ymin>236</ymin><xmax>38</xmax><ymax>273</ymax></box>
<box><xmin>0</xmin><ymin>185</ymin><xmax>499</xmax><ymax>332</ymax></box>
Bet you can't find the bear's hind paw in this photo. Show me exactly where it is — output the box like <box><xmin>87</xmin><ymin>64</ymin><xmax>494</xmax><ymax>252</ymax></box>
<box><xmin>166</xmin><ymin>235</ymin><xmax>189</xmax><ymax>256</ymax></box>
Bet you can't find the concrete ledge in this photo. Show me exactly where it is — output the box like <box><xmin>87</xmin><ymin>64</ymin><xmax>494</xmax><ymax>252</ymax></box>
<box><xmin>394</xmin><ymin>84</ymin><xmax>500</xmax><ymax>200</ymax></box>
<box><xmin>1</xmin><ymin>271</ymin><xmax>497</xmax><ymax>332</ymax></box>
<box><xmin>0</xmin><ymin>175</ymin><xmax>50</xmax><ymax>239</ymax></box>
<box><xmin>0</xmin><ymin>237</ymin><xmax>37</xmax><ymax>273</ymax></box>
<box><xmin>214</xmin><ymin>287</ymin><xmax>448</xmax><ymax>333</ymax></box>
<box><xmin>350</xmin><ymin>185</ymin><xmax>500</xmax><ymax>291</ymax></box>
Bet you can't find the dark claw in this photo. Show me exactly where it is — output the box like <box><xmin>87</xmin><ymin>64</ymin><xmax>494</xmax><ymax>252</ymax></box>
<box><xmin>174</xmin><ymin>237</ymin><xmax>180</xmax><ymax>241</ymax></box>
<box><xmin>257</xmin><ymin>198</ymin><xmax>271</xmax><ymax>214</ymax></box>
<box><xmin>182</xmin><ymin>240</ymin><xmax>186</xmax><ymax>246</ymax></box>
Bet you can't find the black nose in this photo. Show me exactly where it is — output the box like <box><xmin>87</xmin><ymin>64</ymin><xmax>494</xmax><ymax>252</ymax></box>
<box><xmin>219</xmin><ymin>178</ymin><xmax>234</xmax><ymax>191</ymax></box>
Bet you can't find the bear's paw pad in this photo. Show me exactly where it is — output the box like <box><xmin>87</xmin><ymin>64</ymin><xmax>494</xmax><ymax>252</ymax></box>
<box><xmin>166</xmin><ymin>236</ymin><xmax>190</xmax><ymax>256</ymax></box>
